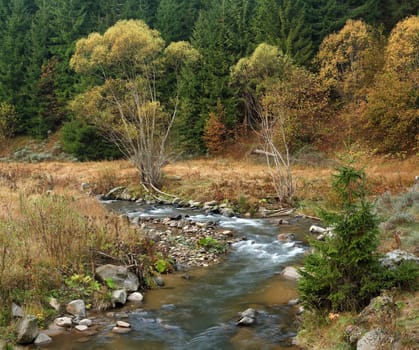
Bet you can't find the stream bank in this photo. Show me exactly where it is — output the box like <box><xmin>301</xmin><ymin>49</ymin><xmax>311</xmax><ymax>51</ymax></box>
<box><xmin>38</xmin><ymin>200</ymin><xmax>312</xmax><ymax>349</ymax></box>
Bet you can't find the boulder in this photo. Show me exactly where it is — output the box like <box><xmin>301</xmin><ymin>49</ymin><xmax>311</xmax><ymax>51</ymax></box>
<box><xmin>96</xmin><ymin>264</ymin><xmax>139</xmax><ymax>292</ymax></box>
<box><xmin>379</xmin><ymin>249</ymin><xmax>419</xmax><ymax>269</ymax></box>
<box><xmin>16</xmin><ymin>315</ymin><xmax>38</xmax><ymax>344</ymax></box>
<box><xmin>112</xmin><ymin>289</ymin><xmax>127</xmax><ymax>305</ymax></box>
<box><xmin>237</xmin><ymin>308</ymin><xmax>257</xmax><ymax>326</ymax></box>
<box><xmin>356</xmin><ymin>328</ymin><xmax>393</xmax><ymax>350</ymax></box>
<box><xmin>66</xmin><ymin>300</ymin><xmax>86</xmax><ymax>318</ymax></box>
<box><xmin>79</xmin><ymin>319</ymin><xmax>93</xmax><ymax>327</ymax></box>
<box><xmin>49</xmin><ymin>297</ymin><xmax>60</xmax><ymax>311</ymax></box>
<box><xmin>75</xmin><ymin>325</ymin><xmax>88</xmax><ymax>332</ymax></box>
<box><xmin>237</xmin><ymin>316</ymin><xmax>255</xmax><ymax>326</ymax></box>
<box><xmin>344</xmin><ymin>325</ymin><xmax>363</xmax><ymax>345</ymax></box>
<box><xmin>220</xmin><ymin>207</ymin><xmax>235</xmax><ymax>217</ymax></box>
<box><xmin>128</xmin><ymin>292</ymin><xmax>144</xmax><ymax>302</ymax></box>
<box><xmin>358</xmin><ymin>295</ymin><xmax>397</xmax><ymax>327</ymax></box>
<box><xmin>55</xmin><ymin>317</ymin><xmax>73</xmax><ymax>328</ymax></box>
<box><xmin>12</xmin><ymin>303</ymin><xmax>24</xmax><ymax>318</ymax></box>
<box><xmin>281</xmin><ymin>266</ymin><xmax>301</xmax><ymax>280</ymax></box>
<box><xmin>155</xmin><ymin>276</ymin><xmax>165</xmax><ymax>287</ymax></box>
<box><xmin>309</xmin><ymin>225</ymin><xmax>327</xmax><ymax>234</ymax></box>
<box><xmin>34</xmin><ymin>333</ymin><xmax>52</xmax><ymax>346</ymax></box>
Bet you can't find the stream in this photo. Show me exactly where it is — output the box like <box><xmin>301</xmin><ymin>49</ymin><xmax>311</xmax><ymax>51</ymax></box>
<box><xmin>47</xmin><ymin>201</ymin><xmax>312</xmax><ymax>350</ymax></box>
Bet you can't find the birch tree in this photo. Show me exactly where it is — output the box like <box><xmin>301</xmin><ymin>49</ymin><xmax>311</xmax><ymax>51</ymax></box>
<box><xmin>70</xmin><ymin>20</ymin><xmax>198</xmax><ymax>190</ymax></box>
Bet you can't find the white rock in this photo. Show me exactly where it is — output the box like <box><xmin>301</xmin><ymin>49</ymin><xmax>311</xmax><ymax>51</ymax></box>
<box><xmin>12</xmin><ymin>302</ymin><xmax>25</xmax><ymax>318</ymax></box>
<box><xmin>112</xmin><ymin>326</ymin><xmax>131</xmax><ymax>334</ymax></box>
<box><xmin>309</xmin><ymin>225</ymin><xmax>327</xmax><ymax>234</ymax></box>
<box><xmin>240</xmin><ymin>308</ymin><xmax>257</xmax><ymax>319</ymax></box>
<box><xmin>66</xmin><ymin>299</ymin><xmax>86</xmax><ymax>318</ymax></box>
<box><xmin>237</xmin><ymin>316</ymin><xmax>255</xmax><ymax>326</ymax></box>
<box><xmin>112</xmin><ymin>289</ymin><xmax>127</xmax><ymax>305</ymax></box>
<box><xmin>75</xmin><ymin>325</ymin><xmax>88</xmax><ymax>332</ymax></box>
<box><xmin>79</xmin><ymin>319</ymin><xmax>93</xmax><ymax>327</ymax></box>
<box><xmin>116</xmin><ymin>320</ymin><xmax>131</xmax><ymax>328</ymax></box>
<box><xmin>127</xmin><ymin>292</ymin><xmax>144</xmax><ymax>302</ymax></box>
<box><xmin>281</xmin><ymin>266</ymin><xmax>301</xmax><ymax>280</ymax></box>
<box><xmin>55</xmin><ymin>317</ymin><xmax>72</xmax><ymax>327</ymax></box>
<box><xmin>49</xmin><ymin>297</ymin><xmax>60</xmax><ymax>311</ymax></box>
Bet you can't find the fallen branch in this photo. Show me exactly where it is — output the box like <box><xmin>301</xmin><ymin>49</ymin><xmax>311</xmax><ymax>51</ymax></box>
<box><xmin>251</xmin><ymin>149</ymin><xmax>276</xmax><ymax>157</ymax></box>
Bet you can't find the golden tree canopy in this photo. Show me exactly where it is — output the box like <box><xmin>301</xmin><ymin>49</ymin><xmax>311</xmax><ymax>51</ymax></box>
<box><xmin>317</xmin><ymin>19</ymin><xmax>384</xmax><ymax>100</ymax></box>
<box><xmin>385</xmin><ymin>16</ymin><xmax>419</xmax><ymax>81</ymax></box>
<box><xmin>70</xmin><ymin>20</ymin><xmax>165</xmax><ymax>74</ymax></box>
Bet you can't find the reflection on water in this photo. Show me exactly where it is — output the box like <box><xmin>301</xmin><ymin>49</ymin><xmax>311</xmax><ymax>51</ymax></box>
<box><xmin>43</xmin><ymin>202</ymin><xmax>311</xmax><ymax>350</ymax></box>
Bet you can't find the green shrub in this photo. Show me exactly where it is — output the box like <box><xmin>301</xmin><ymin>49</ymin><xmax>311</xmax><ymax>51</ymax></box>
<box><xmin>61</xmin><ymin>119</ymin><xmax>122</xmax><ymax>161</ymax></box>
<box><xmin>382</xmin><ymin>260</ymin><xmax>419</xmax><ymax>291</ymax></box>
<box><xmin>65</xmin><ymin>274</ymin><xmax>100</xmax><ymax>298</ymax></box>
<box><xmin>298</xmin><ymin>164</ymin><xmax>383</xmax><ymax>312</ymax></box>
<box><xmin>198</xmin><ymin>237</ymin><xmax>226</xmax><ymax>253</ymax></box>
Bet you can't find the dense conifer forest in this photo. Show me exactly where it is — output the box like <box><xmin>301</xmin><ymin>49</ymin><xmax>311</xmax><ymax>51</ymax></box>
<box><xmin>0</xmin><ymin>0</ymin><xmax>418</xmax><ymax>158</ymax></box>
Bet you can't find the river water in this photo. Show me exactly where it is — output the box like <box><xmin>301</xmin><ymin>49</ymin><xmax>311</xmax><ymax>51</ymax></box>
<box><xmin>46</xmin><ymin>202</ymin><xmax>312</xmax><ymax>350</ymax></box>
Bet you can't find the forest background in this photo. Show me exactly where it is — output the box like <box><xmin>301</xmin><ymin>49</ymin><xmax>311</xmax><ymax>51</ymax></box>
<box><xmin>0</xmin><ymin>0</ymin><xmax>418</xmax><ymax>160</ymax></box>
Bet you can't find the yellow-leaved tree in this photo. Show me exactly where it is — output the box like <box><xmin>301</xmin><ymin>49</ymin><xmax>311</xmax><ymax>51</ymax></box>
<box><xmin>317</xmin><ymin>19</ymin><xmax>384</xmax><ymax>102</ymax></box>
<box><xmin>70</xmin><ymin>20</ymin><xmax>199</xmax><ymax>189</ymax></box>
<box><xmin>363</xmin><ymin>16</ymin><xmax>419</xmax><ymax>153</ymax></box>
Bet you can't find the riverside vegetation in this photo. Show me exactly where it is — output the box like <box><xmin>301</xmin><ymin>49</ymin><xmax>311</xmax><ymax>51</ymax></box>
<box><xmin>0</xmin><ymin>146</ymin><xmax>417</xmax><ymax>348</ymax></box>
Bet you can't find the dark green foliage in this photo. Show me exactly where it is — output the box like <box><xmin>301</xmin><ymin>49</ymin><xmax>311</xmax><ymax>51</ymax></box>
<box><xmin>251</xmin><ymin>0</ymin><xmax>280</xmax><ymax>45</ymax></box>
<box><xmin>61</xmin><ymin>120</ymin><xmax>122</xmax><ymax>161</ymax></box>
<box><xmin>0</xmin><ymin>0</ymin><xmax>33</xmax><ymax>131</ymax></box>
<box><xmin>278</xmin><ymin>0</ymin><xmax>313</xmax><ymax>65</ymax></box>
<box><xmin>298</xmin><ymin>164</ymin><xmax>383</xmax><ymax>312</ymax></box>
<box><xmin>381</xmin><ymin>260</ymin><xmax>419</xmax><ymax>291</ymax></box>
<box><xmin>156</xmin><ymin>0</ymin><xmax>201</xmax><ymax>42</ymax></box>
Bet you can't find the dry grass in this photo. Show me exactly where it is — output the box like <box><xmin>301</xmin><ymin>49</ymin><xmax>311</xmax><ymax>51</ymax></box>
<box><xmin>297</xmin><ymin>312</ymin><xmax>355</xmax><ymax>350</ymax></box>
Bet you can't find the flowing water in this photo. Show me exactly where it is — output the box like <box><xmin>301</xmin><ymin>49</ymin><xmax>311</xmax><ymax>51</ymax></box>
<box><xmin>46</xmin><ymin>202</ymin><xmax>312</xmax><ymax>350</ymax></box>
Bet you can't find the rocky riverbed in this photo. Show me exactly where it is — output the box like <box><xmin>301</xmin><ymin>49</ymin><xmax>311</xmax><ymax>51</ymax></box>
<box><xmin>132</xmin><ymin>214</ymin><xmax>244</xmax><ymax>268</ymax></box>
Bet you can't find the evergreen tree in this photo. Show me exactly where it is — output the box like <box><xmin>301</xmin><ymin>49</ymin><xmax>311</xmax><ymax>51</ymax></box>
<box><xmin>187</xmin><ymin>0</ymin><xmax>240</xmax><ymax>149</ymax></box>
<box><xmin>377</xmin><ymin>0</ymin><xmax>419</xmax><ymax>32</ymax></box>
<box><xmin>278</xmin><ymin>0</ymin><xmax>313</xmax><ymax>65</ymax></box>
<box><xmin>121</xmin><ymin>0</ymin><xmax>160</xmax><ymax>27</ymax></box>
<box><xmin>298</xmin><ymin>164</ymin><xmax>383</xmax><ymax>312</ymax></box>
<box><xmin>0</xmin><ymin>0</ymin><xmax>33</xmax><ymax>131</ymax></box>
<box><xmin>303</xmin><ymin>0</ymin><xmax>380</xmax><ymax>53</ymax></box>
<box><xmin>156</xmin><ymin>0</ymin><xmax>201</xmax><ymax>42</ymax></box>
<box><xmin>251</xmin><ymin>0</ymin><xmax>280</xmax><ymax>46</ymax></box>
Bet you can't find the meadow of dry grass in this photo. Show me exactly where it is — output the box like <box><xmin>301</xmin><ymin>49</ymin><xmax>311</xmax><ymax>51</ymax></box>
<box><xmin>0</xmin><ymin>153</ymin><xmax>416</xmax><ymax>216</ymax></box>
